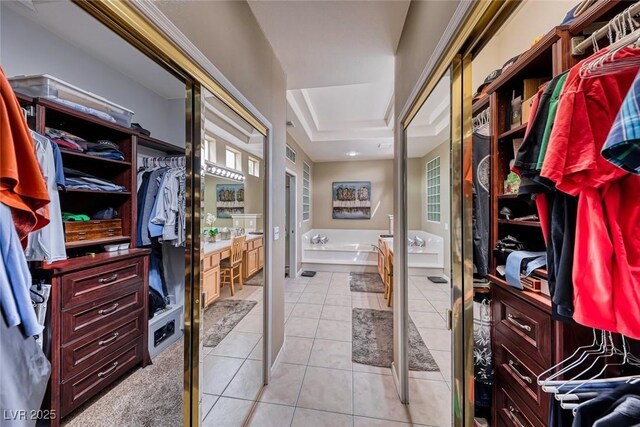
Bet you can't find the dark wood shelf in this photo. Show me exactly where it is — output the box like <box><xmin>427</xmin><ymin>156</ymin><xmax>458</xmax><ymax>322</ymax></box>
<box><xmin>566</xmin><ymin>0</ymin><xmax>626</xmax><ymax>35</ymax></box>
<box><xmin>499</xmin><ymin>123</ymin><xmax>528</xmax><ymax>140</ymax></box>
<box><xmin>62</xmin><ymin>189</ymin><xmax>131</xmax><ymax>196</ymax></box>
<box><xmin>472</xmin><ymin>96</ymin><xmax>490</xmax><ymax>116</ymax></box>
<box><xmin>498</xmin><ymin>219</ymin><xmax>541</xmax><ymax>227</ymax></box>
<box><xmin>59</xmin><ymin>149</ymin><xmax>132</xmax><ymax>166</ymax></box>
<box><xmin>136</xmin><ymin>134</ymin><xmax>185</xmax><ymax>155</ymax></box>
<box><xmin>486</xmin><ymin>29</ymin><xmax>558</xmax><ymax>95</ymax></box>
<box><xmin>16</xmin><ymin>92</ymin><xmax>33</xmax><ymax>105</ymax></box>
<box><xmin>498</xmin><ymin>193</ymin><xmax>519</xmax><ymax>199</ymax></box>
<box><xmin>42</xmin><ymin>248</ymin><xmax>150</xmax><ymax>272</ymax></box>
<box><xmin>65</xmin><ymin>236</ymin><xmax>131</xmax><ymax>249</ymax></box>
<box><xmin>488</xmin><ymin>274</ymin><xmax>551</xmax><ymax>312</ymax></box>
<box><xmin>36</xmin><ymin>97</ymin><xmax>135</xmax><ymax>136</ymax></box>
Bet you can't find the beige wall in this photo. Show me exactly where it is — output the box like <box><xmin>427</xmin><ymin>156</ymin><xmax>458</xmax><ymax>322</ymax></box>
<box><xmin>312</xmin><ymin>159</ymin><xmax>393</xmax><ymax>230</ymax></box>
<box><xmin>472</xmin><ymin>0</ymin><xmax>574</xmax><ymax>90</ymax></box>
<box><xmin>203</xmin><ymin>139</ymin><xmax>264</xmax><ymax>230</ymax></box>
<box><xmin>285</xmin><ymin>134</ymin><xmax>314</xmax><ymax>273</ymax></box>
<box><xmin>155</xmin><ymin>0</ymin><xmax>287</xmax><ymax>365</ymax></box>
<box><xmin>407</xmin><ymin>158</ymin><xmax>423</xmax><ymax>230</ymax></box>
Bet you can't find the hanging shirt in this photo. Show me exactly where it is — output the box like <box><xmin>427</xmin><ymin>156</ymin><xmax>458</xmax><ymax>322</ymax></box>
<box><xmin>536</xmin><ymin>72</ymin><xmax>569</xmax><ymax>170</ymax></box>
<box><xmin>601</xmin><ymin>69</ymin><xmax>640</xmax><ymax>174</ymax></box>
<box><xmin>0</xmin><ymin>67</ymin><xmax>49</xmax><ymax>244</ymax></box>
<box><xmin>542</xmin><ymin>46</ymin><xmax>640</xmax><ymax>338</ymax></box>
<box><xmin>25</xmin><ymin>132</ymin><xmax>66</xmax><ymax>264</ymax></box>
<box><xmin>0</xmin><ymin>202</ymin><xmax>43</xmax><ymax>337</ymax></box>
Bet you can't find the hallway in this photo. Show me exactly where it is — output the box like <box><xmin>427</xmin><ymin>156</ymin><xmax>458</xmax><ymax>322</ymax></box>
<box><xmin>202</xmin><ymin>271</ymin><xmax>451</xmax><ymax>426</ymax></box>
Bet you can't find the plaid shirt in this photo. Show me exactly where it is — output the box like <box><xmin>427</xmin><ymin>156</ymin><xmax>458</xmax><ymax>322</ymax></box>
<box><xmin>602</xmin><ymin>70</ymin><xmax>640</xmax><ymax>174</ymax></box>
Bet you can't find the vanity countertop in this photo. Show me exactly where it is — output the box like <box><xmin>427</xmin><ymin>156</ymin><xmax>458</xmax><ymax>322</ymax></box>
<box><xmin>203</xmin><ymin>234</ymin><xmax>263</xmax><ymax>256</ymax></box>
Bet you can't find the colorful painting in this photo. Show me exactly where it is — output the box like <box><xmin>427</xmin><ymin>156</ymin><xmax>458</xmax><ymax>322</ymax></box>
<box><xmin>216</xmin><ymin>184</ymin><xmax>245</xmax><ymax>218</ymax></box>
<box><xmin>332</xmin><ymin>181</ymin><xmax>371</xmax><ymax>219</ymax></box>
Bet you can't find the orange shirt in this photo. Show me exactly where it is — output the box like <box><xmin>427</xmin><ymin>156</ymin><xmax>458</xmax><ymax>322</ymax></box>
<box><xmin>0</xmin><ymin>67</ymin><xmax>49</xmax><ymax>243</ymax></box>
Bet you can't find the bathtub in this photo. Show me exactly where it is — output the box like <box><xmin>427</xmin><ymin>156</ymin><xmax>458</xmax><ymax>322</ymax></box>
<box><xmin>301</xmin><ymin>229</ymin><xmax>444</xmax><ymax>273</ymax></box>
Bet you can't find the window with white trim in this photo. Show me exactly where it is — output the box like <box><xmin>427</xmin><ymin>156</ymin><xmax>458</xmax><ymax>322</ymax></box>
<box><xmin>204</xmin><ymin>138</ymin><xmax>216</xmax><ymax>163</ymax></box>
<box><xmin>248</xmin><ymin>157</ymin><xmax>260</xmax><ymax>177</ymax></box>
<box><xmin>426</xmin><ymin>156</ymin><xmax>441</xmax><ymax>223</ymax></box>
<box><xmin>225</xmin><ymin>147</ymin><xmax>241</xmax><ymax>171</ymax></box>
<box><xmin>286</xmin><ymin>145</ymin><xmax>297</xmax><ymax>164</ymax></box>
<box><xmin>303</xmin><ymin>161</ymin><xmax>311</xmax><ymax>221</ymax></box>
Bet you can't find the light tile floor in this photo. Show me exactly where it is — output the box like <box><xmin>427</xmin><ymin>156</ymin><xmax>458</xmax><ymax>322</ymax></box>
<box><xmin>202</xmin><ymin>271</ymin><xmax>452</xmax><ymax>427</ymax></box>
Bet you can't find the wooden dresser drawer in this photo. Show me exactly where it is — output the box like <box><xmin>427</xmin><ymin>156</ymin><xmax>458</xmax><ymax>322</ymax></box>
<box><xmin>62</xmin><ymin>286</ymin><xmax>144</xmax><ymax>344</ymax></box>
<box><xmin>495</xmin><ymin>330</ymin><xmax>549</xmax><ymax>420</ymax></box>
<box><xmin>496</xmin><ymin>384</ymin><xmax>546</xmax><ymax>427</ymax></box>
<box><xmin>61</xmin><ymin>310</ymin><xmax>144</xmax><ymax>380</ymax></box>
<box><xmin>253</xmin><ymin>238</ymin><xmax>263</xmax><ymax>249</ymax></box>
<box><xmin>61</xmin><ymin>338</ymin><xmax>142</xmax><ymax>417</ymax></box>
<box><xmin>493</xmin><ymin>286</ymin><xmax>552</xmax><ymax>367</ymax></box>
<box><xmin>62</xmin><ymin>258</ymin><xmax>144</xmax><ymax>308</ymax></box>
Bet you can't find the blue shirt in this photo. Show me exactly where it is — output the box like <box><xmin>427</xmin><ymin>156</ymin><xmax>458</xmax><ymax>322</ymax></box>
<box><xmin>0</xmin><ymin>203</ymin><xmax>43</xmax><ymax>337</ymax></box>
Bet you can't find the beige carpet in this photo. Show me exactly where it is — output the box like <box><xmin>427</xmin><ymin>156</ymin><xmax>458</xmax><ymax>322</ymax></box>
<box><xmin>62</xmin><ymin>339</ymin><xmax>184</xmax><ymax>427</ymax></box>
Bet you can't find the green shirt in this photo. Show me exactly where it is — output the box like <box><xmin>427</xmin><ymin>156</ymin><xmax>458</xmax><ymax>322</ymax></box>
<box><xmin>536</xmin><ymin>72</ymin><xmax>569</xmax><ymax>170</ymax></box>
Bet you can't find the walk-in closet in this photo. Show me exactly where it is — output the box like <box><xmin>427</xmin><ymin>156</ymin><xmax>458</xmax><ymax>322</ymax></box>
<box><xmin>1</xmin><ymin>1</ymin><xmax>188</xmax><ymax>424</ymax></box>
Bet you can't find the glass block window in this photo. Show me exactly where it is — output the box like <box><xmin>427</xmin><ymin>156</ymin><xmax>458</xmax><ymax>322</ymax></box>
<box><xmin>426</xmin><ymin>156</ymin><xmax>441</xmax><ymax>223</ymax></box>
<box><xmin>303</xmin><ymin>161</ymin><xmax>311</xmax><ymax>221</ymax></box>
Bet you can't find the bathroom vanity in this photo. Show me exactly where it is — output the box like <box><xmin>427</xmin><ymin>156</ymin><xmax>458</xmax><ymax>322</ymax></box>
<box><xmin>201</xmin><ymin>234</ymin><xmax>264</xmax><ymax>307</ymax></box>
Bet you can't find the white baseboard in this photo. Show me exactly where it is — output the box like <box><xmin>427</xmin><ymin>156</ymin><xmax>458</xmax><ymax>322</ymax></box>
<box><xmin>296</xmin><ymin>268</ymin><xmax>303</xmax><ymax>278</ymax></box>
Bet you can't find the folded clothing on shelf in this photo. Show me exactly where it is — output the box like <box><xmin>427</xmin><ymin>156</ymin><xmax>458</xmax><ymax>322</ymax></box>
<box><xmin>63</xmin><ymin>167</ymin><xmax>126</xmax><ymax>192</ymax></box>
<box><xmin>46</xmin><ymin>127</ymin><xmax>85</xmax><ymax>152</ymax></box>
<box><xmin>84</xmin><ymin>140</ymin><xmax>124</xmax><ymax>161</ymax></box>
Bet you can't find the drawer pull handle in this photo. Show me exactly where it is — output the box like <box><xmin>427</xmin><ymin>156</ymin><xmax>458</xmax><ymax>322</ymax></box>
<box><xmin>508</xmin><ymin>406</ymin><xmax>527</xmax><ymax>427</ymax></box>
<box><xmin>99</xmin><ymin>274</ymin><xmax>119</xmax><ymax>284</ymax></box>
<box><xmin>507</xmin><ymin>314</ymin><xmax>532</xmax><ymax>332</ymax></box>
<box><xmin>98</xmin><ymin>303</ymin><xmax>119</xmax><ymax>316</ymax></box>
<box><xmin>97</xmin><ymin>362</ymin><xmax>118</xmax><ymax>378</ymax></box>
<box><xmin>98</xmin><ymin>332</ymin><xmax>119</xmax><ymax>346</ymax></box>
<box><xmin>508</xmin><ymin>359</ymin><xmax>532</xmax><ymax>384</ymax></box>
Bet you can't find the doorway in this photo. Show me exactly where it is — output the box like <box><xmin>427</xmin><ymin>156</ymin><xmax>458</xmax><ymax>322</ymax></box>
<box><xmin>285</xmin><ymin>171</ymin><xmax>297</xmax><ymax>278</ymax></box>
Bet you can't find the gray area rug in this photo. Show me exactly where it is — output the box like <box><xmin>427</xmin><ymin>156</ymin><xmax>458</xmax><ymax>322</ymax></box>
<box><xmin>63</xmin><ymin>339</ymin><xmax>184</xmax><ymax>427</ymax></box>
<box><xmin>203</xmin><ymin>299</ymin><xmax>258</xmax><ymax>347</ymax></box>
<box><xmin>349</xmin><ymin>272</ymin><xmax>384</xmax><ymax>293</ymax></box>
<box><xmin>352</xmin><ymin>308</ymin><xmax>439</xmax><ymax>371</ymax></box>
<box><xmin>244</xmin><ymin>269</ymin><xmax>264</xmax><ymax>286</ymax></box>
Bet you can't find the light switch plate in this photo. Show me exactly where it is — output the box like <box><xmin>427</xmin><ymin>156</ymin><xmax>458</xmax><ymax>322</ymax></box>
<box><xmin>274</xmin><ymin>226</ymin><xmax>280</xmax><ymax>240</ymax></box>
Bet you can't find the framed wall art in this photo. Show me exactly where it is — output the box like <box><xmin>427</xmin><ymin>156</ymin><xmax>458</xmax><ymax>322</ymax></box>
<box><xmin>216</xmin><ymin>184</ymin><xmax>245</xmax><ymax>218</ymax></box>
<box><xmin>332</xmin><ymin>181</ymin><xmax>371</xmax><ymax>219</ymax></box>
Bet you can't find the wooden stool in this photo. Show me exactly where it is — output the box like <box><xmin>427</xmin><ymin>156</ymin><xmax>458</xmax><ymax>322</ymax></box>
<box><xmin>220</xmin><ymin>235</ymin><xmax>246</xmax><ymax>296</ymax></box>
<box><xmin>383</xmin><ymin>240</ymin><xmax>393</xmax><ymax>307</ymax></box>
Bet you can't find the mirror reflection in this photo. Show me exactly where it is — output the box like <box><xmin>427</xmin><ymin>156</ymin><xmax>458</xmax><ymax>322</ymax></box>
<box><xmin>405</xmin><ymin>73</ymin><xmax>452</xmax><ymax>424</ymax></box>
<box><xmin>200</xmin><ymin>89</ymin><xmax>265</xmax><ymax>425</ymax></box>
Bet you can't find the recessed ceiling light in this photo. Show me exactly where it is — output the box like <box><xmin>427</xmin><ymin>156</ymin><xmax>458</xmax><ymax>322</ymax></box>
<box><xmin>347</xmin><ymin>151</ymin><xmax>358</xmax><ymax>157</ymax></box>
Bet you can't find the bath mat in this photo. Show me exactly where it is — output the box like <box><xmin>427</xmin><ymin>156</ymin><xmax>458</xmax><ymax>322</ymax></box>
<box><xmin>428</xmin><ymin>276</ymin><xmax>448</xmax><ymax>284</ymax></box>
<box><xmin>244</xmin><ymin>269</ymin><xmax>264</xmax><ymax>286</ymax></box>
<box><xmin>203</xmin><ymin>299</ymin><xmax>258</xmax><ymax>347</ymax></box>
<box><xmin>349</xmin><ymin>272</ymin><xmax>384</xmax><ymax>293</ymax></box>
<box><xmin>301</xmin><ymin>271</ymin><xmax>317</xmax><ymax>277</ymax></box>
<box><xmin>352</xmin><ymin>308</ymin><xmax>439</xmax><ymax>371</ymax></box>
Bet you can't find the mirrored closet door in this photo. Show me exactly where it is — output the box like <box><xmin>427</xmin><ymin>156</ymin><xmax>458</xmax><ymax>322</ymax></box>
<box><xmin>401</xmin><ymin>71</ymin><xmax>454</xmax><ymax>425</ymax></box>
<box><xmin>199</xmin><ymin>87</ymin><xmax>267</xmax><ymax>425</ymax></box>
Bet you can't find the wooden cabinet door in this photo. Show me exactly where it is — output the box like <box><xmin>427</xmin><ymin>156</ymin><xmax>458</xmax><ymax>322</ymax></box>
<box><xmin>248</xmin><ymin>249</ymin><xmax>259</xmax><ymax>277</ymax></box>
<box><xmin>203</xmin><ymin>267</ymin><xmax>220</xmax><ymax>307</ymax></box>
<box><xmin>258</xmin><ymin>246</ymin><xmax>264</xmax><ymax>270</ymax></box>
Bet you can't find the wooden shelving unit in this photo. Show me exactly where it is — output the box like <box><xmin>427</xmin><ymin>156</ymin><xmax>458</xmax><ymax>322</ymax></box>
<box><xmin>497</xmin><ymin>219</ymin><xmax>541</xmax><ymax>228</ymax></box>
<box><xmin>19</xmin><ymin>96</ymin><xmax>182</xmax><ymax>263</ymax></box>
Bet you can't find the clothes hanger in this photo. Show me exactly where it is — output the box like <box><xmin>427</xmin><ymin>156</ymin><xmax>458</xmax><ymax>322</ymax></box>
<box><xmin>540</xmin><ymin>330</ymin><xmax>609</xmax><ymax>390</ymax></box>
<box><xmin>538</xmin><ymin>329</ymin><xmax>601</xmax><ymax>384</ymax></box>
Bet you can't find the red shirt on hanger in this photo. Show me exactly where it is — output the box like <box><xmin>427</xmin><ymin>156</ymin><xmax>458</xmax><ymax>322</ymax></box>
<box><xmin>541</xmin><ymin>47</ymin><xmax>640</xmax><ymax>338</ymax></box>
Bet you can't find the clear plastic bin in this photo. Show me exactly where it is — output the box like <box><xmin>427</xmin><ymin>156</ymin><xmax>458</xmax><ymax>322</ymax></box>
<box><xmin>9</xmin><ymin>74</ymin><xmax>134</xmax><ymax>127</ymax></box>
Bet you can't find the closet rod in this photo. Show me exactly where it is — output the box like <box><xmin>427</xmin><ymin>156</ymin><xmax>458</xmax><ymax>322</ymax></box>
<box><xmin>572</xmin><ymin>1</ymin><xmax>640</xmax><ymax>55</ymax></box>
